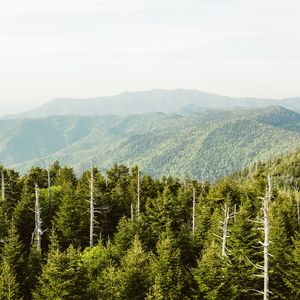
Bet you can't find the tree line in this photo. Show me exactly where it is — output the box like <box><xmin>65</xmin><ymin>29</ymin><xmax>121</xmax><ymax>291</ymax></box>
<box><xmin>0</xmin><ymin>159</ymin><xmax>299</xmax><ymax>299</ymax></box>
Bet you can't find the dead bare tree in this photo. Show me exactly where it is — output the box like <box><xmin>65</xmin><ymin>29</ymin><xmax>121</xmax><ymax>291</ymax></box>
<box><xmin>105</xmin><ymin>173</ymin><xmax>108</xmax><ymax>187</ymax></box>
<box><xmin>192</xmin><ymin>188</ymin><xmax>196</xmax><ymax>237</ymax></box>
<box><xmin>1</xmin><ymin>168</ymin><xmax>5</xmax><ymax>201</ymax></box>
<box><xmin>294</xmin><ymin>188</ymin><xmax>300</xmax><ymax>226</ymax></box>
<box><xmin>221</xmin><ymin>204</ymin><xmax>230</xmax><ymax>257</ymax></box>
<box><xmin>88</xmin><ymin>167</ymin><xmax>110</xmax><ymax>247</ymax></box>
<box><xmin>47</xmin><ymin>162</ymin><xmax>52</xmax><ymax>209</ymax></box>
<box><xmin>249</xmin><ymin>175</ymin><xmax>272</xmax><ymax>299</ymax></box>
<box><xmin>137</xmin><ymin>166</ymin><xmax>140</xmax><ymax>215</ymax></box>
<box><xmin>262</xmin><ymin>176</ymin><xmax>271</xmax><ymax>300</ymax></box>
<box><xmin>212</xmin><ymin>202</ymin><xmax>231</xmax><ymax>258</ymax></box>
<box><xmin>32</xmin><ymin>182</ymin><xmax>42</xmax><ymax>252</ymax></box>
<box><xmin>131</xmin><ymin>203</ymin><xmax>134</xmax><ymax>221</ymax></box>
<box><xmin>233</xmin><ymin>204</ymin><xmax>237</xmax><ymax>222</ymax></box>
<box><xmin>90</xmin><ymin>167</ymin><xmax>95</xmax><ymax>248</ymax></box>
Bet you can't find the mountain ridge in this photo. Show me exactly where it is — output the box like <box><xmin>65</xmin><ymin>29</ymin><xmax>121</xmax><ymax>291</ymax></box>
<box><xmin>1</xmin><ymin>106</ymin><xmax>300</xmax><ymax>180</ymax></box>
<box><xmin>3</xmin><ymin>89</ymin><xmax>300</xmax><ymax>119</ymax></box>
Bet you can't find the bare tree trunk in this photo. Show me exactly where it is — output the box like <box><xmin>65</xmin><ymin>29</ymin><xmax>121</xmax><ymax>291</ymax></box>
<box><xmin>1</xmin><ymin>169</ymin><xmax>5</xmax><ymax>201</ymax></box>
<box><xmin>222</xmin><ymin>204</ymin><xmax>230</xmax><ymax>257</ymax></box>
<box><xmin>234</xmin><ymin>204</ymin><xmax>237</xmax><ymax>222</ymax></box>
<box><xmin>47</xmin><ymin>163</ymin><xmax>52</xmax><ymax>209</ymax></box>
<box><xmin>90</xmin><ymin>167</ymin><xmax>94</xmax><ymax>248</ymax></box>
<box><xmin>34</xmin><ymin>182</ymin><xmax>42</xmax><ymax>252</ymax></box>
<box><xmin>131</xmin><ymin>203</ymin><xmax>134</xmax><ymax>221</ymax></box>
<box><xmin>137</xmin><ymin>167</ymin><xmax>140</xmax><ymax>215</ymax></box>
<box><xmin>295</xmin><ymin>189</ymin><xmax>300</xmax><ymax>226</ymax></box>
<box><xmin>263</xmin><ymin>176</ymin><xmax>271</xmax><ymax>300</ymax></box>
<box><xmin>192</xmin><ymin>188</ymin><xmax>196</xmax><ymax>237</ymax></box>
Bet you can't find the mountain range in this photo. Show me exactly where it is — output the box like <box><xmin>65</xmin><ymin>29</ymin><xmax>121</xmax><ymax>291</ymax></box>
<box><xmin>1</xmin><ymin>105</ymin><xmax>300</xmax><ymax>180</ymax></box>
<box><xmin>3</xmin><ymin>89</ymin><xmax>300</xmax><ymax>119</ymax></box>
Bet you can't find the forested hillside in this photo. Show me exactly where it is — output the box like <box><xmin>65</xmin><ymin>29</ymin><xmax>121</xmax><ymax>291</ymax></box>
<box><xmin>0</xmin><ymin>149</ymin><xmax>299</xmax><ymax>299</ymax></box>
<box><xmin>2</xmin><ymin>106</ymin><xmax>300</xmax><ymax>181</ymax></box>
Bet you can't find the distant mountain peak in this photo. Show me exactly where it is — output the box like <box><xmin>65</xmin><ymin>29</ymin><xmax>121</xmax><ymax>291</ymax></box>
<box><xmin>2</xmin><ymin>89</ymin><xmax>300</xmax><ymax>120</ymax></box>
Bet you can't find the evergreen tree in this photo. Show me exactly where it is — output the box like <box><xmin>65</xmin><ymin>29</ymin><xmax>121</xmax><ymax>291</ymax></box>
<box><xmin>81</xmin><ymin>241</ymin><xmax>112</xmax><ymax>299</ymax></box>
<box><xmin>118</xmin><ymin>236</ymin><xmax>150</xmax><ymax>300</ymax></box>
<box><xmin>0</xmin><ymin>257</ymin><xmax>20</xmax><ymax>300</ymax></box>
<box><xmin>105</xmin><ymin>164</ymin><xmax>132</xmax><ymax>237</ymax></box>
<box><xmin>269</xmin><ymin>200</ymin><xmax>294</xmax><ymax>299</ymax></box>
<box><xmin>53</xmin><ymin>166</ymin><xmax>77</xmax><ymax>188</ymax></box>
<box><xmin>113</xmin><ymin>217</ymin><xmax>137</xmax><ymax>256</ymax></box>
<box><xmin>0</xmin><ymin>223</ymin><xmax>26</xmax><ymax>299</ymax></box>
<box><xmin>147</xmin><ymin>231</ymin><xmax>184</xmax><ymax>300</ymax></box>
<box><xmin>25</xmin><ymin>245</ymin><xmax>42</xmax><ymax>299</ymax></box>
<box><xmin>13</xmin><ymin>184</ymin><xmax>35</xmax><ymax>249</ymax></box>
<box><xmin>54</xmin><ymin>184</ymin><xmax>88</xmax><ymax>248</ymax></box>
<box><xmin>283</xmin><ymin>233</ymin><xmax>300</xmax><ymax>299</ymax></box>
<box><xmin>33</xmin><ymin>244</ymin><xmax>88</xmax><ymax>299</ymax></box>
<box><xmin>226</xmin><ymin>198</ymin><xmax>261</xmax><ymax>299</ymax></box>
<box><xmin>193</xmin><ymin>240</ymin><xmax>231</xmax><ymax>299</ymax></box>
<box><xmin>0</xmin><ymin>166</ymin><xmax>23</xmax><ymax>217</ymax></box>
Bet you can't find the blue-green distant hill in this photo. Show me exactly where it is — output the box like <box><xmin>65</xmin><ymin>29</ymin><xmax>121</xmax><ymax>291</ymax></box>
<box><xmin>1</xmin><ymin>106</ymin><xmax>300</xmax><ymax>180</ymax></box>
<box><xmin>3</xmin><ymin>89</ymin><xmax>300</xmax><ymax>119</ymax></box>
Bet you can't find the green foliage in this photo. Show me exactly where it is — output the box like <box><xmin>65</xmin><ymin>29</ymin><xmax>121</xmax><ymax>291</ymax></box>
<box><xmin>147</xmin><ymin>231</ymin><xmax>185</xmax><ymax>300</ymax></box>
<box><xmin>193</xmin><ymin>240</ymin><xmax>231</xmax><ymax>299</ymax></box>
<box><xmin>118</xmin><ymin>236</ymin><xmax>150</xmax><ymax>300</ymax></box>
<box><xmin>54</xmin><ymin>184</ymin><xmax>89</xmax><ymax>248</ymax></box>
<box><xmin>0</xmin><ymin>148</ymin><xmax>300</xmax><ymax>299</ymax></box>
<box><xmin>284</xmin><ymin>233</ymin><xmax>300</xmax><ymax>299</ymax></box>
<box><xmin>0</xmin><ymin>223</ymin><xmax>26</xmax><ymax>298</ymax></box>
<box><xmin>33</xmin><ymin>245</ymin><xmax>88</xmax><ymax>300</ymax></box>
<box><xmin>4</xmin><ymin>107</ymin><xmax>300</xmax><ymax>181</ymax></box>
<box><xmin>0</xmin><ymin>257</ymin><xmax>20</xmax><ymax>300</ymax></box>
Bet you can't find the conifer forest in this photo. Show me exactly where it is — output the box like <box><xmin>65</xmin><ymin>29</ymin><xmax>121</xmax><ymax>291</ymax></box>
<box><xmin>0</xmin><ymin>150</ymin><xmax>299</xmax><ymax>299</ymax></box>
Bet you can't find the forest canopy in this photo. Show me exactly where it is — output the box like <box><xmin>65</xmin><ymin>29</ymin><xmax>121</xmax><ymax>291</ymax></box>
<box><xmin>0</xmin><ymin>150</ymin><xmax>299</xmax><ymax>299</ymax></box>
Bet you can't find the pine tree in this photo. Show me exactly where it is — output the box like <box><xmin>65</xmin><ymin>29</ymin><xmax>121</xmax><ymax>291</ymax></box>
<box><xmin>113</xmin><ymin>217</ymin><xmax>137</xmax><ymax>257</ymax></box>
<box><xmin>0</xmin><ymin>257</ymin><xmax>20</xmax><ymax>300</ymax></box>
<box><xmin>118</xmin><ymin>236</ymin><xmax>150</xmax><ymax>300</ymax></box>
<box><xmin>53</xmin><ymin>166</ymin><xmax>77</xmax><ymax>188</ymax></box>
<box><xmin>105</xmin><ymin>164</ymin><xmax>132</xmax><ymax>237</ymax></box>
<box><xmin>81</xmin><ymin>241</ymin><xmax>113</xmax><ymax>298</ymax></box>
<box><xmin>147</xmin><ymin>231</ymin><xmax>184</xmax><ymax>300</ymax></box>
<box><xmin>54</xmin><ymin>184</ymin><xmax>88</xmax><ymax>248</ymax></box>
<box><xmin>33</xmin><ymin>244</ymin><xmax>88</xmax><ymax>299</ymax></box>
<box><xmin>226</xmin><ymin>198</ymin><xmax>261</xmax><ymax>299</ymax></box>
<box><xmin>193</xmin><ymin>240</ymin><xmax>231</xmax><ymax>299</ymax></box>
<box><xmin>284</xmin><ymin>233</ymin><xmax>300</xmax><ymax>299</ymax></box>
<box><xmin>25</xmin><ymin>245</ymin><xmax>42</xmax><ymax>299</ymax></box>
<box><xmin>269</xmin><ymin>200</ymin><xmax>295</xmax><ymax>299</ymax></box>
<box><xmin>13</xmin><ymin>184</ymin><xmax>35</xmax><ymax>250</ymax></box>
<box><xmin>0</xmin><ymin>223</ymin><xmax>26</xmax><ymax>299</ymax></box>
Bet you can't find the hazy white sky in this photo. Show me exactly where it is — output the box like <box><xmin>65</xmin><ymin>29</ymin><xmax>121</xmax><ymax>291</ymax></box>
<box><xmin>0</xmin><ymin>0</ymin><xmax>299</xmax><ymax>115</ymax></box>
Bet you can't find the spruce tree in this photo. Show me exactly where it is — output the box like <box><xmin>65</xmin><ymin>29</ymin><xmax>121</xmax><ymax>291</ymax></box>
<box><xmin>193</xmin><ymin>240</ymin><xmax>231</xmax><ymax>299</ymax></box>
<box><xmin>118</xmin><ymin>236</ymin><xmax>150</xmax><ymax>300</ymax></box>
<box><xmin>226</xmin><ymin>198</ymin><xmax>261</xmax><ymax>299</ymax></box>
<box><xmin>0</xmin><ymin>223</ymin><xmax>26</xmax><ymax>299</ymax></box>
<box><xmin>0</xmin><ymin>257</ymin><xmax>20</xmax><ymax>300</ymax></box>
<box><xmin>33</xmin><ymin>245</ymin><xmax>88</xmax><ymax>299</ymax></box>
<box><xmin>54</xmin><ymin>184</ymin><xmax>88</xmax><ymax>248</ymax></box>
<box><xmin>284</xmin><ymin>233</ymin><xmax>300</xmax><ymax>299</ymax></box>
<box><xmin>147</xmin><ymin>231</ymin><xmax>184</xmax><ymax>300</ymax></box>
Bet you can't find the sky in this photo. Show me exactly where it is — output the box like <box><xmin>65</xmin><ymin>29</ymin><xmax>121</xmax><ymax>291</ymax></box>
<box><xmin>0</xmin><ymin>0</ymin><xmax>299</xmax><ymax>115</ymax></box>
